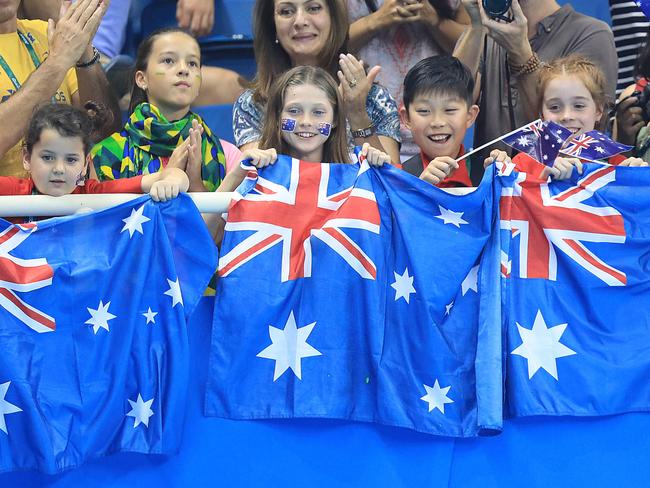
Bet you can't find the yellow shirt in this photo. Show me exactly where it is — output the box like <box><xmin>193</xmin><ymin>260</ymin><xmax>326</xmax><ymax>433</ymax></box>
<box><xmin>0</xmin><ymin>19</ymin><xmax>78</xmax><ymax>177</ymax></box>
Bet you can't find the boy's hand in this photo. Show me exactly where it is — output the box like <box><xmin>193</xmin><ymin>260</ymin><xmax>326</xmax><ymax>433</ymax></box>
<box><xmin>241</xmin><ymin>148</ymin><xmax>278</xmax><ymax>168</ymax></box>
<box><xmin>618</xmin><ymin>156</ymin><xmax>649</xmax><ymax>167</ymax></box>
<box><xmin>149</xmin><ymin>168</ymin><xmax>190</xmax><ymax>202</ymax></box>
<box><xmin>419</xmin><ymin>156</ymin><xmax>459</xmax><ymax>185</ymax></box>
<box><xmin>483</xmin><ymin>149</ymin><xmax>511</xmax><ymax>168</ymax></box>
<box><xmin>360</xmin><ymin>142</ymin><xmax>391</xmax><ymax>167</ymax></box>
<box><xmin>540</xmin><ymin>156</ymin><xmax>582</xmax><ymax>180</ymax></box>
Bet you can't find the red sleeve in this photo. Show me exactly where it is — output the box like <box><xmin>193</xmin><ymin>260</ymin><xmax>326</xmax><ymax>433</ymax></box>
<box><xmin>81</xmin><ymin>176</ymin><xmax>144</xmax><ymax>194</ymax></box>
<box><xmin>607</xmin><ymin>154</ymin><xmax>627</xmax><ymax>165</ymax></box>
<box><xmin>0</xmin><ymin>176</ymin><xmax>35</xmax><ymax>195</ymax></box>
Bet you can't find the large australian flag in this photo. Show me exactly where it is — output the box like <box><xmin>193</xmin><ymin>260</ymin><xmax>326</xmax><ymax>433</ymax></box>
<box><xmin>500</xmin><ymin>163</ymin><xmax>650</xmax><ymax>417</ymax></box>
<box><xmin>206</xmin><ymin>156</ymin><xmax>503</xmax><ymax>437</ymax></box>
<box><xmin>0</xmin><ymin>194</ymin><xmax>216</xmax><ymax>473</ymax></box>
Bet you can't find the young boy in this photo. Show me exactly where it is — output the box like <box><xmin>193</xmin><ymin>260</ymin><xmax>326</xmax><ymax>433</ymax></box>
<box><xmin>400</xmin><ymin>55</ymin><xmax>501</xmax><ymax>187</ymax></box>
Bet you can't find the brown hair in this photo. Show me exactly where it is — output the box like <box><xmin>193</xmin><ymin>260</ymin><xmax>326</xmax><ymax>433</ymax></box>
<box><xmin>260</xmin><ymin>65</ymin><xmax>350</xmax><ymax>163</ymax></box>
<box><xmin>251</xmin><ymin>0</ymin><xmax>349</xmax><ymax>104</ymax></box>
<box><xmin>538</xmin><ymin>55</ymin><xmax>610</xmax><ymax>126</ymax></box>
<box><xmin>129</xmin><ymin>28</ymin><xmax>200</xmax><ymax>113</ymax></box>
<box><xmin>24</xmin><ymin>102</ymin><xmax>109</xmax><ymax>155</ymax></box>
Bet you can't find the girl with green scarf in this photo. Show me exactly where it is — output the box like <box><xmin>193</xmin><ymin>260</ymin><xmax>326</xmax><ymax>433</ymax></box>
<box><xmin>90</xmin><ymin>28</ymin><xmax>242</xmax><ymax>192</ymax></box>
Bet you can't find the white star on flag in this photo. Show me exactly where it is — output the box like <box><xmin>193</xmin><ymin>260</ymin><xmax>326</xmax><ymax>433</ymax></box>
<box><xmin>85</xmin><ymin>300</ymin><xmax>116</xmax><ymax>334</ymax></box>
<box><xmin>444</xmin><ymin>301</ymin><xmax>454</xmax><ymax>316</ymax></box>
<box><xmin>257</xmin><ymin>311</ymin><xmax>322</xmax><ymax>381</ymax></box>
<box><xmin>516</xmin><ymin>136</ymin><xmax>531</xmax><ymax>146</ymax></box>
<box><xmin>435</xmin><ymin>205</ymin><xmax>468</xmax><ymax>228</ymax></box>
<box><xmin>511</xmin><ymin>310</ymin><xmax>577</xmax><ymax>380</ymax></box>
<box><xmin>391</xmin><ymin>268</ymin><xmax>416</xmax><ymax>303</ymax></box>
<box><xmin>121</xmin><ymin>205</ymin><xmax>151</xmax><ymax>238</ymax></box>
<box><xmin>126</xmin><ymin>394</ymin><xmax>154</xmax><ymax>428</ymax></box>
<box><xmin>544</xmin><ymin>134</ymin><xmax>550</xmax><ymax>140</ymax></box>
<box><xmin>461</xmin><ymin>265</ymin><xmax>479</xmax><ymax>295</ymax></box>
<box><xmin>0</xmin><ymin>381</ymin><xmax>21</xmax><ymax>435</ymax></box>
<box><xmin>164</xmin><ymin>278</ymin><xmax>183</xmax><ymax>307</ymax></box>
<box><xmin>594</xmin><ymin>146</ymin><xmax>606</xmax><ymax>154</ymax></box>
<box><xmin>143</xmin><ymin>307</ymin><xmax>157</xmax><ymax>325</ymax></box>
<box><xmin>420</xmin><ymin>380</ymin><xmax>454</xmax><ymax>413</ymax></box>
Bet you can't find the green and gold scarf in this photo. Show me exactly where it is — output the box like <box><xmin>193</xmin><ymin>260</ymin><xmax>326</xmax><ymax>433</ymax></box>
<box><xmin>91</xmin><ymin>103</ymin><xmax>226</xmax><ymax>191</ymax></box>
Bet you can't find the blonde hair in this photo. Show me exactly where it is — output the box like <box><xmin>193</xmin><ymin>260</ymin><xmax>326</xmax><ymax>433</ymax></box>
<box><xmin>538</xmin><ymin>55</ymin><xmax>610</xmax><ymax>127</ymax></box>
<box><xmin>259</xmin><ymin>65</ymin><xmax>351</xmax><ymax>164</ymax></box>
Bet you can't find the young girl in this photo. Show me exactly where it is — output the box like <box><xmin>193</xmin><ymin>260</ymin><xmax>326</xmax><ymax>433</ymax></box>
<box><xmin>1</xmin><ymin>102</ymin><xmax>188</xmax><ymax>223</ymax></box>
<box><xmin>221</xmin><ymin>65</ymin><xmax>391</xmax><ymax>189</ymax></box>
<box><xmin>507</xmin><ymin>55</ymin><xmax>647</xmax><ymax>180</ymax></box>
<box><xmin>90</xmin><ymin>27</ymin><xmax>242</xmax><ymax>192</ymax></box>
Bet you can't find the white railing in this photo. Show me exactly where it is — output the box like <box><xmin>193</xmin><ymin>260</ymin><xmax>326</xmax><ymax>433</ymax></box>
<box><xmin>0</xmin><ymin>187</ymin><xmax>474</xmax><ymax>217</ymax></box>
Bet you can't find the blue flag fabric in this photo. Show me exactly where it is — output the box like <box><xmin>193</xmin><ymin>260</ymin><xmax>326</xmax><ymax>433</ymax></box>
<box><xmin>206</xmin><ymin>156</ymin><xmax>503</xmax><ymax>437</ymax></box>
<box><xmin>0</xmin><ymin>194</ymin><xmax>216</xmax><ymax>474</ymax></box>
<box><xmin>502</xmin><ymin>120</ymin><xmax>573</xmax><ymax>166</ymax></box>
<box><xmin>500</xmin><ymin>163</ymin><xmax>650</xmax><ymax>417</ymax></box>
<box><xmin>559</xmin><ymin>130</ymin><xmax>633</xmax><ymax>160</ymax></box>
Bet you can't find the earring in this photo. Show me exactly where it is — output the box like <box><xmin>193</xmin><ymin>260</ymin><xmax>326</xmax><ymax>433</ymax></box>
<box><xmin>274</xmin><ymin>38</ymin><xmax>279</xmax><ymax>44</ymax></box>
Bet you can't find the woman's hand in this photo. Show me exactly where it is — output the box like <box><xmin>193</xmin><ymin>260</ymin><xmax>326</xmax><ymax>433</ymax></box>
<box><xmin>461</xmin><ymin>0</ymin><xmax>483</xmax><ymax>26</ymax></box>
<box><xmin>337</xmin><ymin>53</ymin><xmax>381</xmax><ymax>128</ymax></box>
<box><xmin>420</xmin><ymin>156</ymin><xmax>459</xmax><ymax>185</ymax></box>
<box><xmin>241</xmin><ymin>148</ymin><xmax>278</xmax><ymax>168</ymax></box>
<box><xmin>618</xmin><ymin>156</ymin><xmax>649</xmax><ymax>167</ymax></box>
<box><xmin>360</xmin><ymin>142</ymin><xmax>391</xmax><ymax>167</ymax></box>
<box><xmin>540</xmin><ymin>156</ymin><xmax>582</xmax><ymax>180</ymax></box>
<box><xmin>372</xmin><ymin>0</ymin><xmax>423</xmax><ymax>30</ymax></box>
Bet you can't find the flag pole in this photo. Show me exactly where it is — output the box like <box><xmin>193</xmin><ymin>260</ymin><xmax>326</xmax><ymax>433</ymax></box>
<box><xmin>454</xmin><ymin>119</ymin><xmax>542</xmax><ymax>163</ymax></box>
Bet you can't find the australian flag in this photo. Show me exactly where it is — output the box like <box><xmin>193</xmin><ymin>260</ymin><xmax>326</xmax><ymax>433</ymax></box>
<box><xmin>503</xmin><ymin>120</ymin><xmax>573</xmax><ymax>166</ymax></box>
<box><xmin>500</xmin><ymin>162</ymin><xmax>650</xmax><ymax>417</ymax></box>
<box><xmin>0</xmin><ymin>195</ymin><xmax>216</xmax><ymax>474</ymax></box>
<box><xmin>205</xmin><ymin>156</ymin><xmax>503</xmax><ymax>437</ymax></box>
<box><xmin>559</xmin><ymin>130</ymin><xmax>633</xmax><ymax>160</ymax></box>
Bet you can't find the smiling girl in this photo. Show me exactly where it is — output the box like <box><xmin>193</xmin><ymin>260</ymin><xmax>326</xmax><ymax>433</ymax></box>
<box><xmin>90</xmin><ymin>28</ymin><xmax>242</xmax><ymax>192</ymax></box>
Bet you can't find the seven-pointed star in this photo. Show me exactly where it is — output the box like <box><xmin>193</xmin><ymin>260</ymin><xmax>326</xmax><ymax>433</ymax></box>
<box><xmin>143</xmin><ymin>307</ymin><xmax>158</xmax><ymax>325</ymax></box>
<box><xmin>85</xmin><ymin>300</ymin><xmax>116</xmax><ymax>334</ymax></box>
<box><xmin>121</xmin><ymin>205</ymin><xmax>151</xmax><ymax>238</ymax></box>
<box><xmin>164</xmin><ymin>278</ymin><xmax>183</xmax><ymax>307</ymax></box>
<box><xmin>511</xmin><ymin>309</ymin><xmax>577</xmax><ymax>380</ymax></box>
<box><xmin>126</xmin><ymin>394</ymin><xmax>155</xmax><ymax>428</ymax></box>
<box><xmin>257</xmin><ymin>311</ymin><xmax>322</xmax><ymax>381</ymax></box>
<box><xmin>517</xmin><ymin>136</ymin><xmax>531</xmax><ymax>146</ymax></box>
<box><xmin>0</xmin><ymin>381</ymin><xmax>21</xmax><ymax>435</ymax></box>
<box><xmin>435</xmin><ymin>205</ymin><xmax>468</xmax><ymax>228</ymax></box>
<box><xmin>461</xmin><ymin>265</ymin><xmax>479</xmax><ymax>295</ymax></box>
<box><xmin>391</xmin><ymin>268</ymin><xmax>416</xmax><ymax>303</ymax></box>
<box><xmin>420</xmin><ymin>380</ymin><xmax>454</xmax><ymax>414</ymax></box>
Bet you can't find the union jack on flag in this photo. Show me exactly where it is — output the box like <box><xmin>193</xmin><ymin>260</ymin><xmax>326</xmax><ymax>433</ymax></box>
<box><xmin>502</xmin><ymin>120</ymin><xmax>573</xmax><ymax>167</ymax></box>
<box><xmin>218</xmin><ymin>157</ymin><xmax>381</xmax><ymax>282</ymax></box>
<box><xmin>500</xmin><ymin>165</ymin><xmax>627</xmax><ymax>286</ymax></box>
<box><xmin>560</xmin><ymin>130</ymin><xmax>632</xmax><ymax>160</ymax></box>
<box><xmin>0</xmin><ymin>223</ymin><xmax>54</xmax><ymax>333</ymax></box>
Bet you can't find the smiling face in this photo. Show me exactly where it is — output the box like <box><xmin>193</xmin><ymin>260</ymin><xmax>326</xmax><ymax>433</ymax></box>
<box><xmin>280</xmin><ymin>83</ymin><xmax>335</xmax><ymax>161</ymax></box>
<box><xmin>135</xmin><ymin>32</ymin><xmax>201</xmax><ymax>121</ymax></box>
<box><xmin>541</xmin><ymin>74</ymin><xmax>603</xmax><ymax>135</ymax></box>
<box><xmin>402</xmin><ymin>91</ymin><xmax>479</xmax><ymax>160</ymax></box>
<box><xmin>274</xmin><ymin>0</ymin><xmax>331</xmax><ymax>66</ymax></box>
<box><xmin>23</xmin><ymin>128</ymin><xmax>87</xmax><ymax>197</ymax></box>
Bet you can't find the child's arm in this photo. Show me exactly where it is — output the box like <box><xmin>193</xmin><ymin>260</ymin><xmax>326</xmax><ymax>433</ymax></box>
<box><xmin>141</xmin><ymin>168</ymin><xmax>190</xmax><ymax>202</ymax></box>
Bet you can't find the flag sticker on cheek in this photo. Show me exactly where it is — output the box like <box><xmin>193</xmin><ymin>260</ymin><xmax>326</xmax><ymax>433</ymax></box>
<box><xmin>281</xmin><ymin>118</ymin><xmax>296</xmax><ymax>132</ymax></box>
<box><xmin>318</xmin><ymin>123</ymin><xmax>332</xmax><ymax>137</ymax></box>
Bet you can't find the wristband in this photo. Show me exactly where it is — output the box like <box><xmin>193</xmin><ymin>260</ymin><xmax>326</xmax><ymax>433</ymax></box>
<box><xmin>508</xmin><ymin>52</ymin><xmax>542</xmax><ymax>76</ymax></box>
<box><xmin>76</xmin><ymin>47</ymin><xmax>100</xmax><ymax>69</ymax></box>
<box><xmin>351</xmin><ymin>124</ymin><xmax>375</xmax><ymax>139</ymax></box>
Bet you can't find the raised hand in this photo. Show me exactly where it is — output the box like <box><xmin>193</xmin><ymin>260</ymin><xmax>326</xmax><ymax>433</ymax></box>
<box><xmin>337</xmin><ymin>53</ymin><xmax>381</xmax><ymax>129</ymax></box>
<box><xmin>47</xmin><ymin>0</ymin><xmax>108</xmax><ymax>67</ymax></box>
<box><xmin>177</xmin><ymin>0</ymin><xmax>215</xmax><ymax>37</ymax></box>
<box><xmin>477</xmin><ymin>0</ymin><xmax>531</xmax><ymax>64</ymax></box>
<box><xmin>372</xmin><ymin>0</ymin><xmax>424</xmax><ymax>29</ymax></box>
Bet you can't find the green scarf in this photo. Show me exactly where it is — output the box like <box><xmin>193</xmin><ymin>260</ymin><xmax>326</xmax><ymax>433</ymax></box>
<box><xmin>91</xmin><ymin>103</ymin><xmax>226</xmax><ymax>191</ymax></box>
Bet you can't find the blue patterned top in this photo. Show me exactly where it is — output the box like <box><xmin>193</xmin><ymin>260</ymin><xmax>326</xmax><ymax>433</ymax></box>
<box><xmin>232</xmin><ymin>83</ymin><xmax>401</xmax><ymax>148</ymax></box>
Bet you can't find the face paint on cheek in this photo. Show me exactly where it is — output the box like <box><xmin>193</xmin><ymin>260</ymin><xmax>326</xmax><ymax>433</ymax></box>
<box><xmin>281</xmin><ymin>118</ymin><xmax>297</xmax><ymax>132</ymax></box>
<box><xmin>317</xmin><ymin>123</ymin><xmax>332</xmax><ymax>137</ymax></box>
<box><xmin>154</xmin><ymin>71</ymin><xmax>165</xmax><ymax>76</ymax></box>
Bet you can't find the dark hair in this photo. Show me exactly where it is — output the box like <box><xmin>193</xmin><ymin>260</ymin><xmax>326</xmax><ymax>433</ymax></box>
<box><xmin>129</xmin><ymin>27</ymin><xmax>200</xmax><ymax>113</ymax></box>
<box><xmin>403</xmin><ymin>55</ymin><xmax>474</xmax><ymax>109</ymax></box>
<box><xmin>251</xmin><ymin>0</ymin><xmax>350</xmax><ymax>104</ymax></box>
<box><xmin>634</xmin><ymin>26</ymin><xmax>650</xmax><ymax>80</ymax></box>
<box><xmin>362</xmin><ymin>0</ymin><xmax>454</xmax><ymax>19</ymax></box>
<box><xmin>24</xmin><ymin>102</ymin><xmax>109</xmax><ymax>155</ymax></box>
<box><xmin>260</xmin><ymin>65</ymin><xmax>350</xmax><ymax>163</ymax></box>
